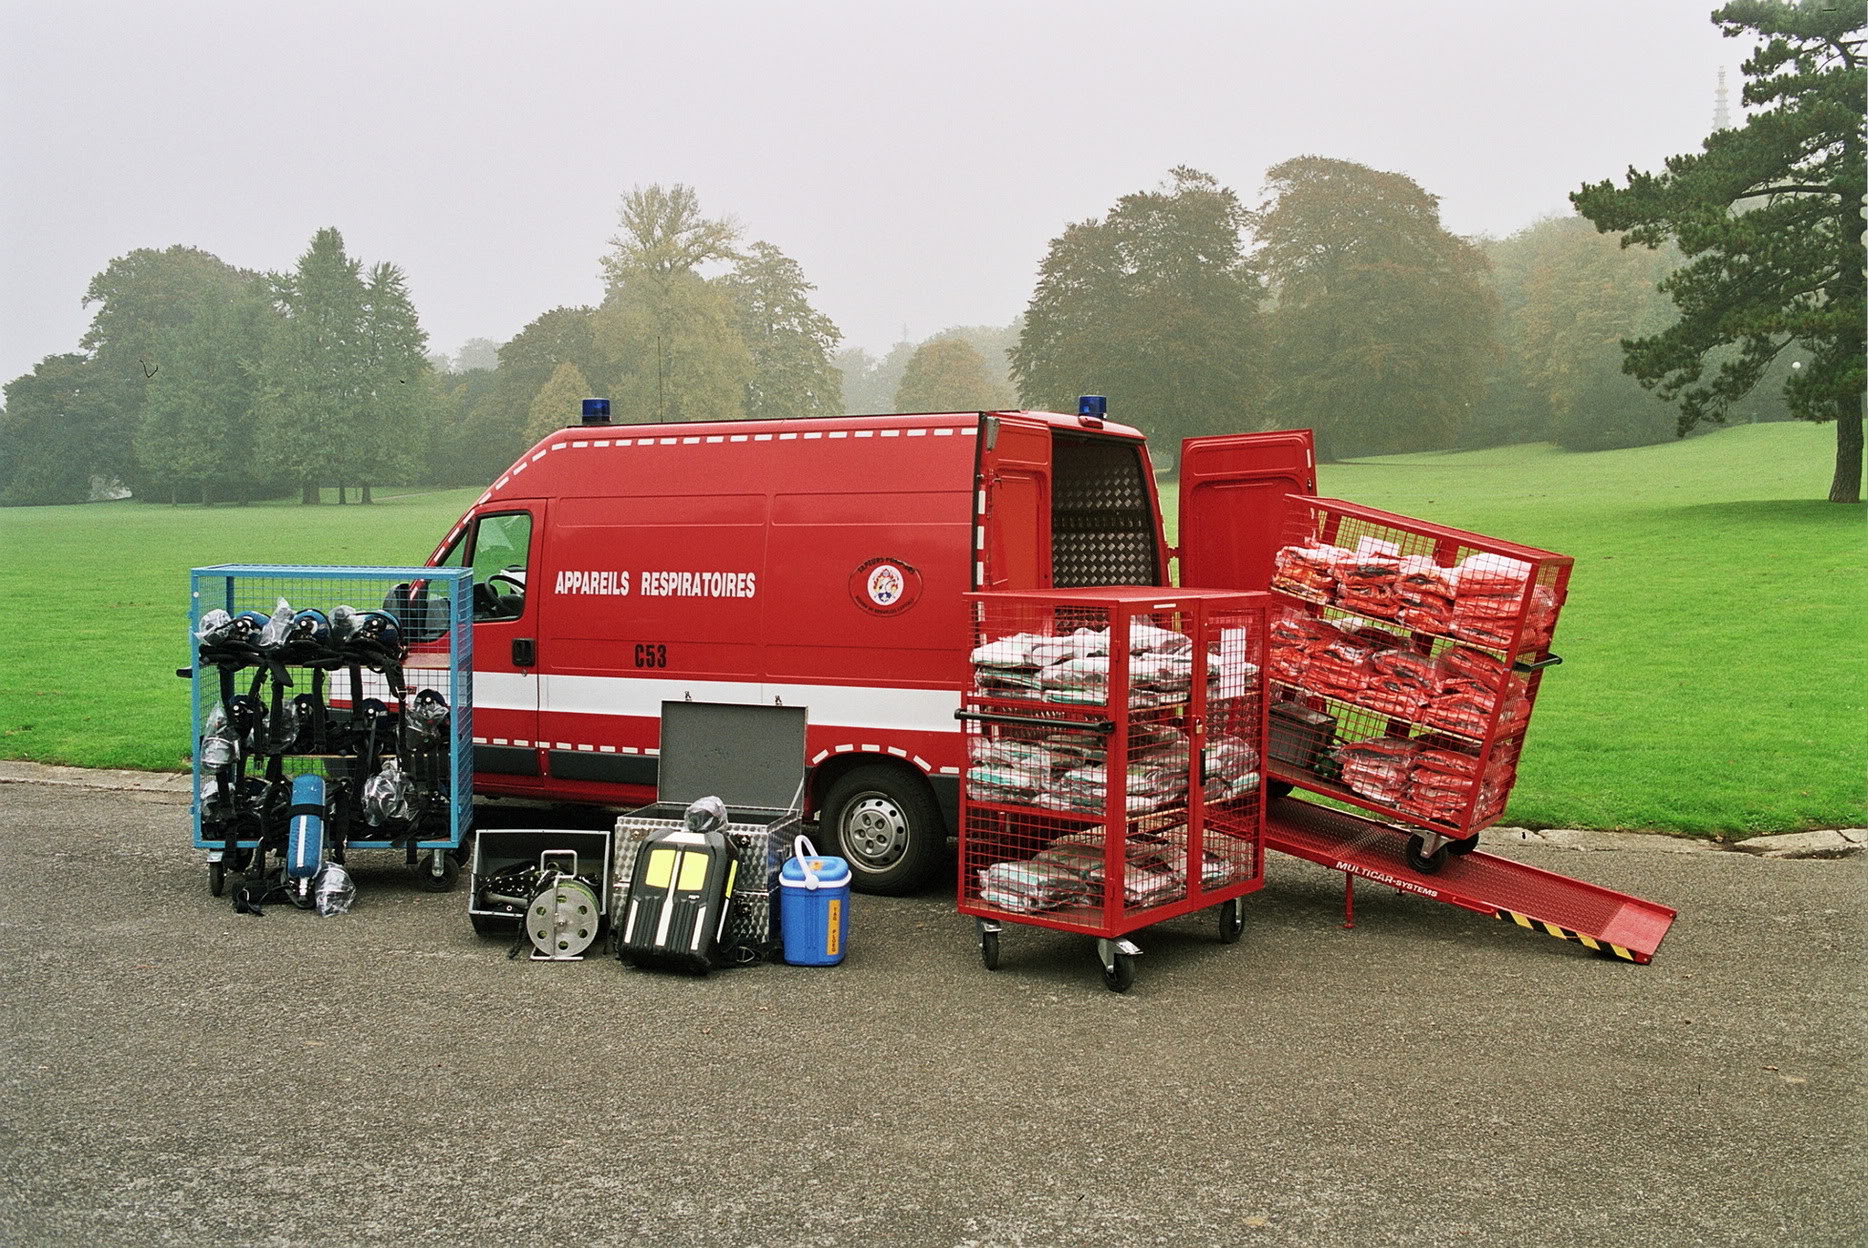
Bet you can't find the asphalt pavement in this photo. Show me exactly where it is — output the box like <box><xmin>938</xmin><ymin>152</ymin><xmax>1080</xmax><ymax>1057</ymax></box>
<box><xmin>1</xmin><ymin>778</ymin><xmax>1862</xmax><ymax>1247</ymax></box>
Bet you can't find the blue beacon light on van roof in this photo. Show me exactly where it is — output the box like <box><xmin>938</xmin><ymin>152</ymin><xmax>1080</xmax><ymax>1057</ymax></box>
<box><xmin>581</xmin><ymin>398</ymin><xmax>612</xmax><ymax>426</ymax></box>
<box><xmin>1078</xmin><ymin>395</ymin><xmax>1107</xmax><ymax>427</ymax></box>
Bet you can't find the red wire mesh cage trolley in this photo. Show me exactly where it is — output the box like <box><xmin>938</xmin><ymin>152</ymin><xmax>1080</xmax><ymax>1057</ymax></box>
<box><xmin>958</xmin><ymin>587</ymin><xmax>1270</xmax><ymax>992</ymax></box>
<box><xmin>1265</xmin><ymin>497</ymin><xmax>1571</xmax><ymax>872</ymax></box>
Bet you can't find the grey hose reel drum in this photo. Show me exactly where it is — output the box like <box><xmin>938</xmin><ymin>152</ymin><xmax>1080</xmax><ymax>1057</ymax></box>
<box><xmin>523</xmin><ymin>850</ymin><xmax>603</xmax><ymax>960</ymax></box>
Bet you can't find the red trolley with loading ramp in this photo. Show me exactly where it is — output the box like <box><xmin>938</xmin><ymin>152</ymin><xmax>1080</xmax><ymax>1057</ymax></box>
<box><xmin>1171</xmin><ymin>471</ymin><xmax>1676</xmax><ymax>966</ymax></box>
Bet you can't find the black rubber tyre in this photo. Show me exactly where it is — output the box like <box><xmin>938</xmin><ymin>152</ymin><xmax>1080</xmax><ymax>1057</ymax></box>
<box><xmin>1267</xmin><ymin>780</ymin><xmax>1294</xmax><ymax>800</ymax></box>
<box><xmin>1447</xmin><ymin>833</ymin><xmax>1480</xmax><ymax>857</ymax></box>
<box><xmin>1218</xmin><ymin>897</ymin><xmax>1244</xmax><ymax>944</ymax></box>
<box><xmin>819</xmin><ymin>764</ymin><xmax>945</xmax><ymax>896</ymax></box>
<box><xmin>980</xmin><ymin>928</ymin><xmax>1000</xmax><ymax>971</ymax></box>
<box><xmin>1102</xmin><ymin>952</ymin><xmax>1135</xmax><ymax>993</ymax></box>
<box><xmin>1404</xmin><ymin>834</ymin><xmax>1449</xmax><ymax>875</ymax></box>
<box><xmin>209</xmin><ymin>860</ymin><xmax>227</xmax><ymax>898</ymax></box>
<box><xmin>414</xmin><ymin>850</ymin><xmax>461</xmax><ymax>892</ymax></box>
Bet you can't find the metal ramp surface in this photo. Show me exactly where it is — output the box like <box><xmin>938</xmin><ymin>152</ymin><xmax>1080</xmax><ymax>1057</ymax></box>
<box><xmin>1265</xmin><ymin>797</ymin><xmax>1677</xmax><ymax>963</ymax></box>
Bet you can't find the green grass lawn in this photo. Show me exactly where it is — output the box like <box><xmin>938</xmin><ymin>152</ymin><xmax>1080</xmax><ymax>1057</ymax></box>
<box><xmin>2</xmin><ymin>487</ymin><xmax>482</xmax><ymax>773</ymax></box>
<box><xmin>4</xmin><ymin>423</ymin><xmax>1862</xmax><ymax>834</ymax></box>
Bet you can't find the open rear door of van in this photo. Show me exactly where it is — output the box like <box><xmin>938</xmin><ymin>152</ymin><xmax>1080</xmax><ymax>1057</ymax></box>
<box><xmin>974</xmin><ymin>413</ymin><xmax>1055</xmax><ymax>590</ymax></box>
<box><xmin>1176</xmin><ymin>429</ymin><xmax>1317</xmax><ymax>592</ymax></box>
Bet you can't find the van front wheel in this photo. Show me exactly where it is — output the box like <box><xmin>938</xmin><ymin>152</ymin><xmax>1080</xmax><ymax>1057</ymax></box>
<box><xmin>820</xmin><ymin>765</ymin><xmax>944</xmax><ymax>896</ymax></box>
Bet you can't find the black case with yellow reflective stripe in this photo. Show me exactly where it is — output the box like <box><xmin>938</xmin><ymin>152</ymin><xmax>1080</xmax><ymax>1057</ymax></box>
<box><xmin>616</xmin><ymin>826</ymin><xmax>739</xmax><ymax>973</ymax></box>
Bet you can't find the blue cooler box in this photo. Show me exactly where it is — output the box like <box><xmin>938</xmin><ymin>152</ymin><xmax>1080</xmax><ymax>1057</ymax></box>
<box><xmin>779</xmin><ymin>838</ymin><xmax>851</xmax><ymax>966</ymax></box>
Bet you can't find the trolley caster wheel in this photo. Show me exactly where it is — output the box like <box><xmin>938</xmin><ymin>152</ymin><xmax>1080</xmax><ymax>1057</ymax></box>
<box><xmin>1218</xmin><ymin>898</ymin><xmax>1244</xmax><ymax>945</ymax></box>
<box><xmin>980</xmin><ymin>928</ymin><xmax>1000</xmax><ymax>971</ymax></box>
<box><xmin>1101</xmin><ymin>953</ymin><xmax>1135</xmax><ymax>994</ymax></box>
<box><xmin>1405</xmin><ymin>834</ymin><xmax>1449</xmax><ymax>875</ymax></box>
<box><xmin>1267</xmin><ymin>780</ymin><xmax>1294</xmax><ymax>800</ymax></box>
<box><xmin>209</xmin><ymin>860</ymin><xmax>227</xmax><ymax>897</ymax></box>
<box><xmin>1447</xmin><ymin>834</ymin><xmax>1480</xmax><ymax>857</ymax></box>
<box><xmin>415</xmin><ymin>851</ymin><xmax>460</xmax><ymax>892</ymax></box>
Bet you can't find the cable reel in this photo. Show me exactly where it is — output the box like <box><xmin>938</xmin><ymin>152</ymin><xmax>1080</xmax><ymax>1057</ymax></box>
<box><xmin>521</xmin><ymin>850</ymin><xmax>603</xmax><ymax>961</ymax></box>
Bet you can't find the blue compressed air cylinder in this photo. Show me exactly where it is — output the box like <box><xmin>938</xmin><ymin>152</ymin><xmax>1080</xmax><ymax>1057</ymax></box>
<box><xmin>286</xmin><ymin>773</ymin><xmax>325</xmax><ymax>880</ymax></box>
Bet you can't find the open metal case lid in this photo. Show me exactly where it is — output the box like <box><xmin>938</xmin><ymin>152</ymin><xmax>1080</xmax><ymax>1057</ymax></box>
<box><xmin>656</xmin><ymin>701</ymin><xmax>808</xmax><ymax>813</ymax></box>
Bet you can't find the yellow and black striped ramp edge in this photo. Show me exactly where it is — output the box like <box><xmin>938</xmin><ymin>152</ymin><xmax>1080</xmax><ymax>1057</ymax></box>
<box><xmin>1260</xmin><ymin>796</ymin><xmax>1677</xmax><ymax>962</ymax></box>
<box><xmin>1496</xmin><ymin>909</ymin><xmax>1641</xmax><ymax>962</ymax></box>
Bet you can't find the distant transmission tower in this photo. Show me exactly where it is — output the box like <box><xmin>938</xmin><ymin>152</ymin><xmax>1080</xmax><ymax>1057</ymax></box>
<box><xmin>1714</xmin><ymin>67</ymin><xmax>1730</xmax><ymax>131</ymax></box>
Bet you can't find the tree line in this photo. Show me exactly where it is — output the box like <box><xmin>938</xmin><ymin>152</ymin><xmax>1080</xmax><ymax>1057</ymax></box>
<box><xmin>3</xmin><ymin>0</ymin><xmax>1858</xmax><ymax>505</ymax></box>
<box><xmin>1</xmin><ymin>231</ymin><xmax>432</xmax><ymax>507</ymax></box>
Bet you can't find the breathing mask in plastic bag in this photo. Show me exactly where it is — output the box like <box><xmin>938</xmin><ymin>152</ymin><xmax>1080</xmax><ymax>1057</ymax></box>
<box><xmin>201</xmin><ymin>702</ymin><xmax>237</xmax><ymax>768</ymax></box>
<box><xmin>314</xmin><ymin>861</ymin><xmax>356</xmax><ymax>916</ymax></box>
<box><xmin>684</xmin><ymin>795</ymin><xmax>728</xmax><ymax>834</ymax></box>
<box><xmin>362</xmin><ymin>758</ymin><xmax>415</xmax><ymax>826</ymax></box>
<box><xmin>257</xmin><ymin>598</ymin><xmax>294</xmax><ymax>652</ymax></box>
<box><xmin>405</xmin><ymin>688</ymin><xmax>449</xmax><ymax>739</ymax></box>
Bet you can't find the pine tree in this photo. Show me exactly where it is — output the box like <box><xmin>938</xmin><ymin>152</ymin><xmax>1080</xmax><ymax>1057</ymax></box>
<box><xmin>258</xmin><ymin>228</ymin><xmax>368</xmax><ymax>503</ymax></box>
<box><xmin>355</xmin><ymin>261</ymin><xmax>431</xmax><ymax>501</ymax></box>
<box><xmin>1572</xmin><ymin>0</ymin><xmax>1866</xmax><ymax>502</ymax></box>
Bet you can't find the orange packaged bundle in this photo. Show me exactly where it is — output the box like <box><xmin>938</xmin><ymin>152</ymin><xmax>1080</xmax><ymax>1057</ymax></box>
<box><xmin>1268</xmin><ymin>610</ymin><xmax>1343</xmax><ymax>683</ymax></box>
<box><xmin>1520</xmin><ymin>584</ymin><xmax>1561</xmax><ymax>652</ymax></box>
<box><xmin>1395</xmin><ymin>557</ymin><xmax>1456</xmax><ymax>633</ymax></box>
<box><xmin>1418</xmin><ymin>690</ymin><xmax>1495</xmax><ymax>739</ymax></box>
<box><xmin>1335</xmin><ymin>737</ymin><xmax>1422</xmax><ymax>803</ymax></box>
<box><xmin>1271</xmin><ymin>541</ymin><xmax>1350</xmax><ymax>599</ymax></box>
<box><xmin>1438</xmin><ymin>644</ymin><xmax>1509</xmax><ymax>692</ymax></box>
<box><xmin>1306</xmin><ymin>639</ymin><xmax>1373</xmax><ymax>700</ymax></box>
<box><xmin>1359</xmin><ymin>650</ymin><xmax>1437</xmax><ymax>718</ymax></box>
<box><xmin>1336</xmin><ymin>552</ymin><xmax>1405</xmax><ymax>621</ymax></box>
<box><xmin>1451</xmin><ymin>552</ymin><xmax>1533</xmax><ymax>648</ymax></box>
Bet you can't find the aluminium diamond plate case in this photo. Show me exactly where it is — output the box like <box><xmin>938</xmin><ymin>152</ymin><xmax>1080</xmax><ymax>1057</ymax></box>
<box><xmin>612</xmin><ymin>701</ymin><xmax>807</xmax><ymax>954</ymax></box>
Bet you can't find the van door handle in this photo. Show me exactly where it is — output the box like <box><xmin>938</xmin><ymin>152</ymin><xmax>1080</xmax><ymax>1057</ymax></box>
<box><xmin>512</xmin><ymin>638</ymin><xmax>536</xmax><ymax>667</ymax></box>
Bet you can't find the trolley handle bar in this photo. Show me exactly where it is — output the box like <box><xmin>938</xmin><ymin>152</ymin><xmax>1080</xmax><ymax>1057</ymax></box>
<box><xmin>954</xmin><ymin>709</ymin><xmax>1115</xmax><ymax>735</ymax></box>
<box><xmin>1514</xmin><ymin>652</ymin><xmax>1563</xmax><ymax>673</ymax></box>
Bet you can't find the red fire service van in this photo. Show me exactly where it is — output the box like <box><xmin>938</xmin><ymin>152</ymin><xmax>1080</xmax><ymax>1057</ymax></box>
<box><xmin>423</xmin><ymin>400</ymin><xmax>1315</xmax><ymax>894</ymax></box>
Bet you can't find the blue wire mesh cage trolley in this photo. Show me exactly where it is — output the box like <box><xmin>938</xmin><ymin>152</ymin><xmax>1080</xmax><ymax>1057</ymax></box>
<box><xmin>186</xmin><ymin>565</ymin><xmax>472</xmax><ymax>896</ymax></box>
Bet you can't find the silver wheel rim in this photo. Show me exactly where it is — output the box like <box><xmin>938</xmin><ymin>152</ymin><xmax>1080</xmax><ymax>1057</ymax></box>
<box><xmin>841</xmin><ymin>793</ymin><xmax>907</xmax><ymax>870</ymax></box>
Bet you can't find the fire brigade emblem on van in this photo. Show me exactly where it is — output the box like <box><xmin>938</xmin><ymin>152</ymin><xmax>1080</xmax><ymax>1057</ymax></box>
<box><xmin>850</xmin><ymin>557</ymin><xmax>923</xmax><ymax>616</ymax></box>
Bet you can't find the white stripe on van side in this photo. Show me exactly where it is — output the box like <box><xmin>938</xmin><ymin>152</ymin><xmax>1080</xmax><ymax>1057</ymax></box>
<box><xmin>466</xmin><ymin>671</ymin><xmax>535</xmax><ymax>710</ymax></box>
<box><xmin>526</xmin><ymin>674</ymin><xmax>962</xmax><ymax>735</ymax></box>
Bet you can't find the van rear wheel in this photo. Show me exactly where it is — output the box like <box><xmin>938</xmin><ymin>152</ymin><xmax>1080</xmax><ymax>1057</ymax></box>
<box><xmin>820</xmin><ymin>765</ymin><xmax>944</xmax><ymax>896</ymax></box>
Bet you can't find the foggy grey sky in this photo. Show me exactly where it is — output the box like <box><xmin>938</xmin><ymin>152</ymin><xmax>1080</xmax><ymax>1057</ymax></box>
<box><xmin>2</xmin><ymin>0</ymin><xmax>1747</xmax><ymax>386</ymax></box>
